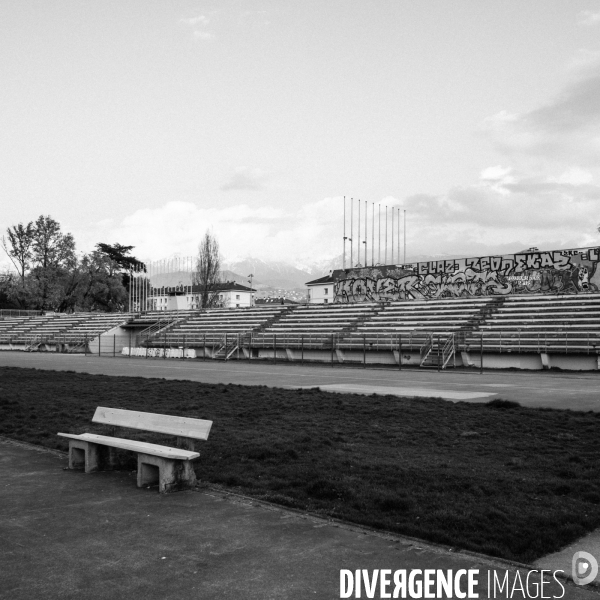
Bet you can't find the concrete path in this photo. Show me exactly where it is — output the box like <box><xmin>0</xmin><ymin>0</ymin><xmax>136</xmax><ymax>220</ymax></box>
<box><xmin>2</xmin><ymin>351</ymin><xmax>600</xmax><ymax>411</ymax></box>
<box><xmin>1</xmin><ymin>438</ymin><xmax>596</xmax><ymax>599</ymax></box>
<box><xmin>537</xmin><ymin>530</ymin><xmax>600</xmax><ymax>588</ymax></box>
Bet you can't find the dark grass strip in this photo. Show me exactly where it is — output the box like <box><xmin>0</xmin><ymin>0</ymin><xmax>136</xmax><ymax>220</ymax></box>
<box><xmin>1</xmin><ymin>366</ymin><xmax>600</xmax><ymax>563</ymax></box>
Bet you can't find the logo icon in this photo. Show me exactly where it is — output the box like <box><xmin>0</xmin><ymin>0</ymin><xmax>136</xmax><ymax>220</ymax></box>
<box><xmin>572</xmin><ymin>551</ymin><xmax>598</xmax><ymax>586</ymax></box>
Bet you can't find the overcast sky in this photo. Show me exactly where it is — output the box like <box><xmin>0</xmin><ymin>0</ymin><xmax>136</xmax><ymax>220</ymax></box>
<box><xmin>1</xmin><ymin>0</ymin><xmax>600</xmax><ymax>267</ymax></box>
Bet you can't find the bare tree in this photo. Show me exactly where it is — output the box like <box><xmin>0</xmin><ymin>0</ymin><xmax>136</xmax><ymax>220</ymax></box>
<box><xmin>193</xmin><ymin>230</ymin><xmax>223</xmax><ymax>308</ymax></box>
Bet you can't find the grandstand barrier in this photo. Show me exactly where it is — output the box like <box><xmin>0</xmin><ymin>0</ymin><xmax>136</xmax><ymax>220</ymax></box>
<box><xmin>2</xmin><ymin>329</ymin><xmax>600</xmax><ymax>370</ymax></box>
<box><xmin>115</xmin><ymin>330</ymin><xmax>600</xmax><ymax>370</ymax></box>
<box><xmin>0</xmin><ymin>309</ymin><xmax>43</xmax><ymax>318</ymax></box>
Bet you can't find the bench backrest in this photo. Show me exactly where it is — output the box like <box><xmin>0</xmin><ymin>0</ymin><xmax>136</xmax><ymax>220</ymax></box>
<box><xmin>92</xmin><ymin>407</ymin><xmax>212</xmax><ymax>440</ymax></box>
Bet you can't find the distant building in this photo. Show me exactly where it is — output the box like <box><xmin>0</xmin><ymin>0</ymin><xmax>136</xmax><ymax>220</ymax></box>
<box><xmin>255</xmin><ymin>297</ymin><xmax>298</xmax><ymax>305</ymax></box>
<box><xmin>305</xmin><ymin>274</ymin><xmax>334</xmax><ymax>304</ymax></box>
<box><xmin>150</xmin><ymin>282</ymin><xmax>255</xmax><ymax>311</ymax></box>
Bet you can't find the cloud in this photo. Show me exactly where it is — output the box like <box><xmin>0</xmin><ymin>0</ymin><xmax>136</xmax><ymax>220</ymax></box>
<box><xmin>220</xmin><ymin>167</ymin><xmax>271</xmax><ymax>191</ymax></box>
<box><xmin>483</xmin><ymin>63</ymin><xmax>600</xmax><ymax>168</ymax></box>
<box><xmin>181</xmin><ymin>15</ymin><xmax>210</xmax><ymax>26</ymax></box>
<box><xmin>479</xmin><ymin>165</ymin><xmax>512</xmax><ymax>181</ymax></box>
<box><xmin>73</xmin><ymin>45</ymin><xmax>600</xmax><ymax>268</ymax></box>
<box><xmin>180</xmin><ymin>13</ymin><xmax>215</xmax><ymax>41</ymax></box>
<box><xmin>239</xmin><ymin>10</ymin><xmax>271</xmax><ymax>28</ymax></box>
<box><xmin>388</xmin><ymin>169</ymin><xmax>600</xmax><ymax>258</ymax></box>
<box><xmin>90</xmin><ymin>199</ymin><xmax>341</xmax><ymax>264</ymax></box>
<box><xmin>569</xmin><ymin>49</ymin><xmax>600</xmax><ymax>70</ymax></box>
<box><xmin>578</xmin><ymin>10</ymin><xmax>600</xmax><ymax>26</ymax></box>
<box><xmin>89</xmin><ymin>164</ymin><xmax>600</xmax><ymax>269</ymax></box>
<box><xmin>193</xmin><ymin>31</ymin><xmax>215</xmax><ymax>41</ymax></box>
<box><xmin>550</xmin><ymin>167</ymin><xmax>594</xmax><ymax>185</ymax></box>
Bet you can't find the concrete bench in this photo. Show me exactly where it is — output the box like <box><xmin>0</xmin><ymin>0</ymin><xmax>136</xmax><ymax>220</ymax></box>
<box><xmin>58</xmin><ymin>407</ymin><xmax>212</xmax><ymax>493</ymax></box>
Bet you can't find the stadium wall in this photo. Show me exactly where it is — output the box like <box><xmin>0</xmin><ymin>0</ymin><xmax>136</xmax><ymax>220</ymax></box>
<box><xmin>332</xmin><ymin>246</ymin><xmax>600</xmax><ymax>303</ymax></box>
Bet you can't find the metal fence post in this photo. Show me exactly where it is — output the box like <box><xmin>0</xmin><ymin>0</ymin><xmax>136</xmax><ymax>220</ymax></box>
<box><xmin>480</xmin><ymin>333</ymin><xmax>484</xmax><ymax>375</ymax></box>
<box><xmin>363</xmin><ymin>334</ymin><xmax>366</xmax><ymax>368</ymax></box>
<box><xmin>331</xmin><ymin>334</ymin><xmax>334</xmax><ymax>366</ymax></box>
<box><xmin>301</xmin><ymin>333</ymin><xmax>304</xmax><ymax>364</ymax></box>
<box><xmin>204</xmin><ymin>333</ymin><xmax>206</xmax><ymax>360</ymax></box>
<box><xmin>128</xmin><ymin>331</ymin><xmax>131</xmax><ymax>358</ymax></box>
<box><xmin>398</xmin><ymin>333</ymin><xmax>402</xmax><ymax>371</ymax></box>
<box><xmin>437</xmin><ymin>334</ymin><xmax>440</xmax><ymax>372</ymax></box>
<box><xmin>113</xmin><ymin>334</ymin><xmax>115</xmax><ymax>358</ymax></box>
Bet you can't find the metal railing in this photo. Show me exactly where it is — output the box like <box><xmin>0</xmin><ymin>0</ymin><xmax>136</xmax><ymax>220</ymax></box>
<box><xmin>419</xmin><ymin>333</ymin><xmax>433</xmax><ymax>366</ymax></box>
<box><xmin>3</xmin><ymin>328</ymin><xmax>600</xmax><ymax>365</ymax></box>
<box><xmin>138</xmin><ymin>315</ymin><xmax>185</xmax><ymax>343</ymax></box>
<box><xmin>441</xmin><ymin>333</ymin><xmax>456</xmax><ymax>369</ymax></box>
<box><xmin>0</xmin><ymin>309</ymin><xmax>44</xmax><ymax>318</ymax></box>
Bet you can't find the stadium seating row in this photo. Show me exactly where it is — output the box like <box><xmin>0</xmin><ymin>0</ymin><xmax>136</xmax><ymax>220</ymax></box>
<box><xmin>1</xmin><ymin>292</ymin><xmax>600</xmax><ymax>356</ymax></box>
<box><xmin>0</xmin><ymin>313</ymin><xmax>132</xmax><ymax>344</ymax></box>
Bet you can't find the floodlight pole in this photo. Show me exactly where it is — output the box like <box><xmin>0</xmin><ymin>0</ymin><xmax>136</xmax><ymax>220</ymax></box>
<box><xmin>350</xmin><ymin>198</ymin><xmax>354</xmax><ymax>268</ymax></box>
<box><xmin>378</xmin><ymin>204</ymin><xmax>381</xmax><ymax>264</ymax></box>
<box><xmin>391</xmin><ymin>208</ymin><xmax>394</xmax><ymax>264</ymax></box>
<box><xmin>397</xmin><ymin>208</ymin><xmax>400</xmax><ymax>265</ymax></box>
<box><xmin>403</xmin><ymin>209</ymin><xmax>407</xmax><ymax>263</ymax></box>
<box><xmin>343</xmin><ymin>196</ymin><xmax>346</xmax><ymax>269</ymax></box>
<box><xmin>357</xmin><ymin>199</ymin><xmax>361</xmax><ymax>266</ymax></box>
<box><xmin>385</xmin><ymin>206</ymin><xmax>388</xmax><ymax>265</ymax></box>
<box><xmin>371</xmin><ymin>202</ymin><xmax>374</xmax><ymax>266</ymax></box>
<box><xmin>364</xmin><ymin>200</ymin><xmax>367</xmax><ymax>267</ymax></box>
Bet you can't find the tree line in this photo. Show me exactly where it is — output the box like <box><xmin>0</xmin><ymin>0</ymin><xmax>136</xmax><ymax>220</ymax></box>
<box><xmin>1</xmin><ymin>216</ymin><xmax>225</xmax><ymax>312</ymax></box>
<box><xmin>1</xmin><ymin>216</ymin><xmax>143</xmax><ymax>312</ymax></box>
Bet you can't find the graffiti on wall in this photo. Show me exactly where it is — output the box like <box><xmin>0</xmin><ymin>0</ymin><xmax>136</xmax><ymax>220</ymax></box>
<box><xmin>333</xmin><ymin>247</ymin><xmax>600</xmax><ymax>303</ymax></box>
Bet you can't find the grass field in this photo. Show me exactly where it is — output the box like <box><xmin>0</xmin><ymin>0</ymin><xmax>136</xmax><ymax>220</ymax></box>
<box><xmin>2</xmin><ymin>365</ymin><xmax>600</xmax><ymax>564</ymax></box>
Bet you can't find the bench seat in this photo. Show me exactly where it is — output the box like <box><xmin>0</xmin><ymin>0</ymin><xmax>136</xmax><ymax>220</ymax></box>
<box><xmin>57</xmin><ymin>432</ymin><xmax>200</xmax><ymax>461</ymax></box>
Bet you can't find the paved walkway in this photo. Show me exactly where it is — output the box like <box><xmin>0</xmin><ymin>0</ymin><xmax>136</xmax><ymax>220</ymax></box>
<box><xmin>1</xmin><ymin>439</ymin><xmax>596</xmax><ymax>599</ymax></box>
<box><xmin>2</xmin><ymin>351</ymin><xmax>600</xmax><ymax>411</ymax></box>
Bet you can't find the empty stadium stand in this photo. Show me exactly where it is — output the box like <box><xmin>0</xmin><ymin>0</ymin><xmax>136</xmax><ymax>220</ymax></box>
<box><xmin>336</xmin><ymin>297</ymin><xmax>497</xmax><ymax>352</ymax></box>
<box><xmin>249</xmin><ymin>303</ymin><xmax>378</xmax><ymax>349</ymax></box>
<box><xmin>0</xmin><ymin>312</ymin><xmax>132</xmax><ymax>348</ymax></box>
<box><xmin>143</xmin><ymin>306</ymin><xmax>291</xmax><ymax>345</ymax></box>
<box><xmin>464</xmin><ymin>293</ymin><xmax>600</xmax><ymax>354</ymax></box>
<box><xmin>2</xmin><ymin>292</ymin><xmax>600</xmax><ymax>369</ymax></box>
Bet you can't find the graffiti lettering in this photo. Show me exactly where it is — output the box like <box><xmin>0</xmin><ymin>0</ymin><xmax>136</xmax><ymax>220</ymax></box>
<box><xmin>332</xmin><ymin>246</ymin><xmax>600</xmax><ymax>303</ymax></box>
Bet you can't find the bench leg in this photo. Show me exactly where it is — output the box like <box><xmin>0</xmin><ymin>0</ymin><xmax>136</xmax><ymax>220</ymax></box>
<box><xmin>137</xmin><ymin>453</ymin><xmax>196</xmax><ymax>493</ymax></box>
<box><xmin>68</xmin><ymin>440</ymin><xmax>103</xmax><ymax>473</ymax></box>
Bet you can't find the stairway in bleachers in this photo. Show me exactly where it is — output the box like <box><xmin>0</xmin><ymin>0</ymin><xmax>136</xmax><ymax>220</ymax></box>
<box><xmin>335</xmin><ymin>297</ymin><xmax>495</xmax><ymax>351</ymax></box>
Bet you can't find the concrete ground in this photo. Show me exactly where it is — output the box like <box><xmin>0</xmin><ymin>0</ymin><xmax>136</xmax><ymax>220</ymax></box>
<box><xmin>1</xmin><ymin>351</ymin><xmax>600</xmax><ymax>411</ymax></box>
<box><xmin>1</xmin><ymin>438</ymin><xmax>597</xmax><ymax>600</ymax></box>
